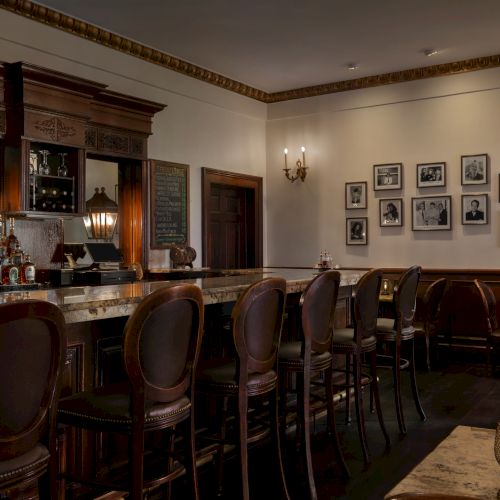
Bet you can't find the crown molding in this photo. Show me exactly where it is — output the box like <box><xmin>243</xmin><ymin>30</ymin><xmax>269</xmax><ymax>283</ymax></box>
<box><xmin>2</xmin><ymin>0</ymin><xmax>500</xmax><ymax>104</ymax></box>
<box><xmin>266</xmin><ymin>55</ymin><xmax>500</xmax><ymax>103</ymax></box>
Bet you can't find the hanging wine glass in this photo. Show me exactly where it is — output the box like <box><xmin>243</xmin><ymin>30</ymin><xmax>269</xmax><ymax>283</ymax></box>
<box><xmin>57</xmin><ymin>153</ymin><xmax>68</xmax><ymax>177</ymax></box>
<box><xmin>39</xmin><ymin>150</ymin><xmax>51</xmax><ymax>175</ymax></box>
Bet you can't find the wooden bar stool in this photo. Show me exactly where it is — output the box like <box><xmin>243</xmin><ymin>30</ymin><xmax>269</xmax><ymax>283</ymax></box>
<box><xmin>332</xmin><ymin>268</ymin><xmax>391</xmax><ymax>465</ymax></box>
<box><xmin>375</xmin><ymin>265</ymin><xmax>426</xmax><ymax>435</ymax></box>
<box><xmin>413</xmin><ymin>278</ymin><xmax>448</xmax><ymax>371</ymax></box>
<box><xmin>196</xmin><ymin>277</ymin><xmax>290</xmax><ymax>500</ymax></box>
<box><xmin>0</xmin><ymin>300</ymin><xmax>66</xmax><ymax>500</ymax></box>
<box><xmin>58</xmin><ymin>283</ymin><xmax>204</xmax><ymax>500</ymax></box>
<box><xmin>278</xmin><ymin>270</ymin><xmax>349</xmax><ymax>500</ymax></box>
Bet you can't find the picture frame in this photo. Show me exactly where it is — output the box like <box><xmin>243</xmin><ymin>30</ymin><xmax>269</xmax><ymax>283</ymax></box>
<box><xmin>461</xmin><ymin>154</ymin><xmax>488</xmax><ymax>185</ymax></box>
<box><xmin>411</xmin><ymin>195</ymin><xmax>451</xmax><ymax>231</ymax></box>
<box><xmin>346</xmin><ymin>217</ymin><xmax>368</xmax><ymax>245</ymax></box>
<box><xmin>373</xmin><ymin>163</ymin><xmax>402</xmax><ymax>190</ymax></box>
<box><xmin>416</xmin><ymin>162</ymin><xmax>446</xmax><ymax>188</ymax></box>
<box><xmin>345</xmin><ymin>181</ymin><xmax>367</xmax><ymax>209</ymax></box>
<box><xmin>461</xmin><ymin>194</ymin><xmax>488</xmax><ymax>225</ymax></box>
<box><xmin>379</xmin><ymin>198</ymin><xmax>403</xmax><ymax>227</ymax></box>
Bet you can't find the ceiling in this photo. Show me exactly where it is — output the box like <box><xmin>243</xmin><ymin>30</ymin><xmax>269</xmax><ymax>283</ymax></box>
<box><xmin>35</xmin><ymin>0</ymin><xmax>500</xmax><ymax>94</ymax></box>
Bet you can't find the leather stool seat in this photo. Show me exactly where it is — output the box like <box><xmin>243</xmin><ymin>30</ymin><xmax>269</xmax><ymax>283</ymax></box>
<box><xmin>197</xmin><ymin>362</ymin><xmax>277</xmax><ymax>396</ymax></box>
<box><xmin>278</xmin><ymin>341</ymin><xmax>332</xmax><ymax>372</ymax></box>
<box><xmin>58</xmin><ymin>383</ymin><xmax>191</xmax><ymax>431</ymax></box>
<box><xmin>0</xmin><ymin>444</ymin><xmax>49</xmax><ymax>489</ymax></box>
<box><xmin>376</xmin><ymin>318</ymin><xmax>415</xmax><ymax>341</ymax></box>
<box><xmin>332</xmin><ymin>329</ymin><xmax>377</xmax><ymax>351</ymax></box>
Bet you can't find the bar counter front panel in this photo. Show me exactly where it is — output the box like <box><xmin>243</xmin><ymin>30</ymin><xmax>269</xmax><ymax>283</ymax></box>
<box><xmin>2</xmin><ymin>268</ymin><xmax>362</xmax><ymax>483</ymax></box>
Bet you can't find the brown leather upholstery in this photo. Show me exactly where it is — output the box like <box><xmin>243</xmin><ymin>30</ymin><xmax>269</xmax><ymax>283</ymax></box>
<box><xmin>473</xmin><ymin>279</ymin><xmax>500</xmax><ymax>373</ymax></box>
<box><xmin>332</xmin><ymin>269</ymin><xmax>390</xmax><ymax>465</ymax></box>
<box><xmin>58</xmin><ymin>283</ymin><xmax>204</xmax><ymax>500</ymax></box>
<box><xmin>0</xmin><ymin>300</ymin><xmax>66</xmax><ymax>499</ymax></box>
<box><xmin>278</xmin><ymin>270</ymin><xmax>348</xmax><ymax>498</ymax></box>
<box><xmin>375</xmin><ymin>265</ymin><xmax>426</xmax><ymax>435</ymax></box>
<box><xmin>197</xmin><ymin>277</ymin><xmax>290</xmax><ymax>500</ymax></box>
<box><xmin>414</xmin><ymin>278</ymin><xmax>447</xmax><ymax>370</ymax></box>
<box><xmin>386</xmin><ymin>494</ymin><xmax>480</xmax><ymax>500</ymax></box>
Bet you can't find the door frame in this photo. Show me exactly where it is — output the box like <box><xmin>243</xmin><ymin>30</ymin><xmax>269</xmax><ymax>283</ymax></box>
<box><xmin>201</xmin><ymin>168</ymin><xmax>263</xmax><ymax>268</ymax></box>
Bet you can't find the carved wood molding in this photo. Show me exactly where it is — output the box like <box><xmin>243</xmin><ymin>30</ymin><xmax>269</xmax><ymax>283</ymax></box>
<box><xmin>2</xmin><ymin>0</ymin><xmax>500</xmax><ymax>103</ymax></box>
<box><xmin>85</xmin><ymin>125</ymin><xmax>146</xmax><ymax>159</ymax></box>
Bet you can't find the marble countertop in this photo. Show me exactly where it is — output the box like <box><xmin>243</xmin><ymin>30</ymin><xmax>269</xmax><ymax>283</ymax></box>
<box><xmin>0</xmin><ymin>268</ymin><xmax>364</xmax><ymax>324</ymax></box>
<box><xmin>385</xmin><ymin>426</ymin><xmax>500</xmax><ymax>499</ymax></box>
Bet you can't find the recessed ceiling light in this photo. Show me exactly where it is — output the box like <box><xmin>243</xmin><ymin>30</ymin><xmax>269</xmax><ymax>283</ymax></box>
<box><xmin>424</xmin><ymin>49</ymin><xmax>439</xmax><ymax>57</ymax></box>
<box><xmin>347</xmin><ymin>63</ymin><xmax>359</xmax><ymax>70</ymax></box>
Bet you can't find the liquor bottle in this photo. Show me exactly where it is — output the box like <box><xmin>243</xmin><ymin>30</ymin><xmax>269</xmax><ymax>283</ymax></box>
<box><xmin>12</xmin><ymin>243</ymin><xmax>24</xmax><ymax>267</ymax></box>
<box><xmin>21</xmin><ymin>254</ymin><xmax>35</xmax><ymax>284</ymax></box>
<box><xmin>2</xmin><ymin>257</ymin><xmax>19</xmax><ymax>285</ymax></box>
<box><xmin>6</xmin><ymin>218</ymin><xmax>19</xmax><ymax>257</ymax></box>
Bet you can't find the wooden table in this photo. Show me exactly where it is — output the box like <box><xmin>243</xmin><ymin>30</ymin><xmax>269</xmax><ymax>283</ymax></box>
<box><xmin>385</xmin><ymin>426</ymin><xmax>500</xmax><ymax>499</ymax></box>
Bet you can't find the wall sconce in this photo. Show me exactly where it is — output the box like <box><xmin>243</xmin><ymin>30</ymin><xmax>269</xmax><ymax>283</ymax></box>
<box><xmin>83</xmin><ymin>187</ymin><xmax>118</xmax><ymax>240</ymax></box>
<box><xmin>283</xmin><ymin>146</ymin><xmax>308</xmax><ymax>183</ymax></box>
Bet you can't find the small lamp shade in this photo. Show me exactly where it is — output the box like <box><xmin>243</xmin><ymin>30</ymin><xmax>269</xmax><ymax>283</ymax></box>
<box><xmin>83</xmin><ymin>187</ymin><xmax>118</xmax><ymax>240</ymax></box>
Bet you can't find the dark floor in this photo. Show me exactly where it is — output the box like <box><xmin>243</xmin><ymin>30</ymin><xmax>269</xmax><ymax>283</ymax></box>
<box><xmin>190</xmin><ymin>350</ymin><xmax>500</xmax><ymax>500</ymax></box>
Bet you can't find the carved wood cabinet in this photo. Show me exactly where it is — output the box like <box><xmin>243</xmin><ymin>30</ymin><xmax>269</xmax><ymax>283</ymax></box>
<box><xmin>0</xmin><ymin>61</ymin><xmax>165</xmax><ymax>266</ymax></box>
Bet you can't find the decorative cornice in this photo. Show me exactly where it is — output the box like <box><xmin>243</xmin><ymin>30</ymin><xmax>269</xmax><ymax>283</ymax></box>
<box><xmin>2</xmin><ymin>0</ymin><xmax>500</xmax><ymax>104</ymax></box>
<box><xmin>266</xmin><ymin>55</ymin><xmax>500</xmax><ymax>103</ymax></box>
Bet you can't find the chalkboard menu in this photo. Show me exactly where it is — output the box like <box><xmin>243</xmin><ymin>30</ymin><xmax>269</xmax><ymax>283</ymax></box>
<box><xmin>150</xmin><ymin>160</ymin><xmax>189</xmax><ymax>249</ymax></box>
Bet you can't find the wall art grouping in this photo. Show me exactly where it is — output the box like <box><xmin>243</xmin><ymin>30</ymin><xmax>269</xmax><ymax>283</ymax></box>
<box><xmin>345</xmin><ymin>154</ymin><xmax>490</xmax><ymax>244</ymax></box>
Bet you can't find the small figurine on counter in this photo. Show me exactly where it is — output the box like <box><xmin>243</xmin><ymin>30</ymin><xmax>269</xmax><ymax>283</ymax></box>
<box><xmin>170</xmin><ymin>245</ymin><xmax>197</xmax><ymax>269</ymax></box>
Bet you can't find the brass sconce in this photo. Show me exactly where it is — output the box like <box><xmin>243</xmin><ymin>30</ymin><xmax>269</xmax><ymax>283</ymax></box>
<box><xmin>283</xmin><ymin>146</ymin><xmax>308</xmax><ymax>183</ymax></box>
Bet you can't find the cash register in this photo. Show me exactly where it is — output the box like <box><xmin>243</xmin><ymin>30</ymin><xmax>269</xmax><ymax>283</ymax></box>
<box><xmin>71</xmin><ymin>242</ymin><xmax>136</xmax><ymax>285</ymax></box>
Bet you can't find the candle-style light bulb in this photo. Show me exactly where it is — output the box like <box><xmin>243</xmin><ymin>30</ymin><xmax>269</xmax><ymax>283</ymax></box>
<box><xmin>301</xmin><ymin>146</ymin><xmax>306</xmax><ymax>167</ymax></box>
<box><xmin>284</xmin><ymin>148</ymin><xmax>288</xmax><ymax>169</ymax></box>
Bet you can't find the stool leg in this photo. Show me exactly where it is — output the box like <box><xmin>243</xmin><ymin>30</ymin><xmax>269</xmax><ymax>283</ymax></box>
<box><xmin>353</xmin><ymin>352</ymin><xmax>370</xmax><ymax>465</ymax></box>
<box><xmin>216</xmin><ymin>396</ymin><xmax>228</xmax><ymax>496</ymax></box>
<box><xmin>392</xmin><ymin>341</ymin><xmax>406</xmax><ymax>435</ymax></box>
<box><xmin>325</xmin><ymin>365</ymin><xmax>350</xmax><ymax>478</ymax></box>
<box><xmin>238</xmin><ymin>388</ymin><xmax>250</xmax><ymax>500</ymax></box>
<box><xmin>425</xmin><ymin>331</ymin><xmax>431</xmax><ymax>371</ymax></box>
<box><xmin>344</xmin><ymin>353</ymin><xmax>351</xmax><ymax>424</ymax></box>
<box><xmin>368</xmin><ymin>350</ymin><xmax>390</xmax><ymax>448</ymax></box>
<box><xmin>271</xmin><ymin>386</ymin><xmax>291</xmax><ymax>500</ymax></box>
<box><xmin>408</xmin><ymin>338</ymin><xmax>426</xmax><ymax>421</ymax></box>
<box><xmin>300</xmin><ymin>367</ymin><xmax>316</xmax><ymax>500</ymax></box>
<box><xmin>130</xmin><ymin>424</ymin><xmax>144</xmax><ymax>500</ymax></box>
<box><xmin>183</xmin><ymin>410</ymin><xmax>200</xmax><ymax>500</ymax></box>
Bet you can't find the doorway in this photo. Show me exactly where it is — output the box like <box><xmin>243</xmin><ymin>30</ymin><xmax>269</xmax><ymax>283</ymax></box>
<box><xmin>202</xmin><ymin>168</ymin><xmax>263</xmax><ymax>269</ymax></box>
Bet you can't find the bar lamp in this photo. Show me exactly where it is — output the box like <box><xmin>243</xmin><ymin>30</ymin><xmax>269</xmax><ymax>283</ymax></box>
<box><xmin>283</xmin><ymin>146</ymin><xmax>308</xmax><ymax>183</ymax></box>
<box><xmin>83</xmin><ymin>187</ymin><xmax>118</xmax><ymax>240</ymax></box>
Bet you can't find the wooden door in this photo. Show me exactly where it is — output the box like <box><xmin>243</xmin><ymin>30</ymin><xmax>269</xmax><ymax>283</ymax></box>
<box><xmin>202</xmin><ymin>168</ymin><xmax>262</xmax><ymax>269</ymax></box>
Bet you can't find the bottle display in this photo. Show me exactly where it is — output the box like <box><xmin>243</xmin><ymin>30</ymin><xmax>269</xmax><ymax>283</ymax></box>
<box><xmin>0</xmin><ymin>217</ymin><xmax>38</xmax><ymax>286</ymax></box>
<box><xmin>29</xmin><ymin>146</ymin><xmax>76</xmax><ymax>214</ymax></box>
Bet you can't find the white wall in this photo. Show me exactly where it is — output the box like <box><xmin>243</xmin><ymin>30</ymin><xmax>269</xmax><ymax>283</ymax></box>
<box><xmin>4</xmin><ymin>9</ymin><xmax>500</xmax><ymax>270</ymax></box>
<box><xmin>266</xmin><ymin>69</ymin><xmax>500</xmax><ymax>269</ymax></box>
<box><xmin>0</xmin><ymin>9</ymin><xmax>267</xmax><ymax>268</ymax></box>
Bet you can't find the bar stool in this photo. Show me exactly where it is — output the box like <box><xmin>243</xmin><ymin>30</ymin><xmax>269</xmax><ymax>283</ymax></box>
<box><xmin>58</xmin><ymin>283</ymin><xmax>204</xmax><ymax>500</ymax></box>
<box><xmin>413</xmin><ymin>278</ymin><xmax>448</xmax><ymax>371</ymax></box>
<box><xmin>473</xmin><ymin>279</ymin><xmax>500</xmax><ymax>374</ymax></box>
<box><xmin>375</xmin><ymin>265</ymin><xmax>426</xmax><ymax>435</ymax></box>
<box><xmin>278</xmin><ymin>270</ymin><xmax>349</xmax><ymax>500</ymax></box>
<box><xmin>0</xmin><ymin>300</ymin><xmax>66</xmax><ymax>500</ymax></box>
<box><xmin>196</xmin><ymin>277</ymin><xmax>290</xmax><ymax>500</ymax></box>
<box><xmin>332</xmin><ymin>268</ymin><xmax>391</xmax><ymax>465</ymax></box>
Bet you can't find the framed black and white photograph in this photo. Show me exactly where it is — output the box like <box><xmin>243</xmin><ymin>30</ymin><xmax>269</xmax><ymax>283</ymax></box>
<box><xmin>462</xmin><ymin>194</ymin><xmax>488</xmax><ymax>225</ymax></box>
<box><xmin>379</xmin><ymin>198</ymin><xmax>403</xmax><ymax>227</ymax></box>
<box><xmin>373</xmin><ymin>163</ymin><xmax>402</xmax><ymax>190</ymax></box>
<box><xmin>345</xmin><ymin>181</ymin><xmax>367</xmax><ymax>209</ymax></box>
<box><xmin>346</xmin><ymin>217</ymin><xmax>368</xmax><ymax>245</ymax></box>
<box><xmin>416</xmin><ymin>162</ymin><xmax>446</xmax><ymax>188</ymax></box>
<box><xmin>411</xmin><ymin>195</ymin><xmax>451</xmax><ymax>231</ymax></box>
<box><xmin>461</xmin><ymin>154</ymin><xmax>488</xmax><ymax>185</ymax></box>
